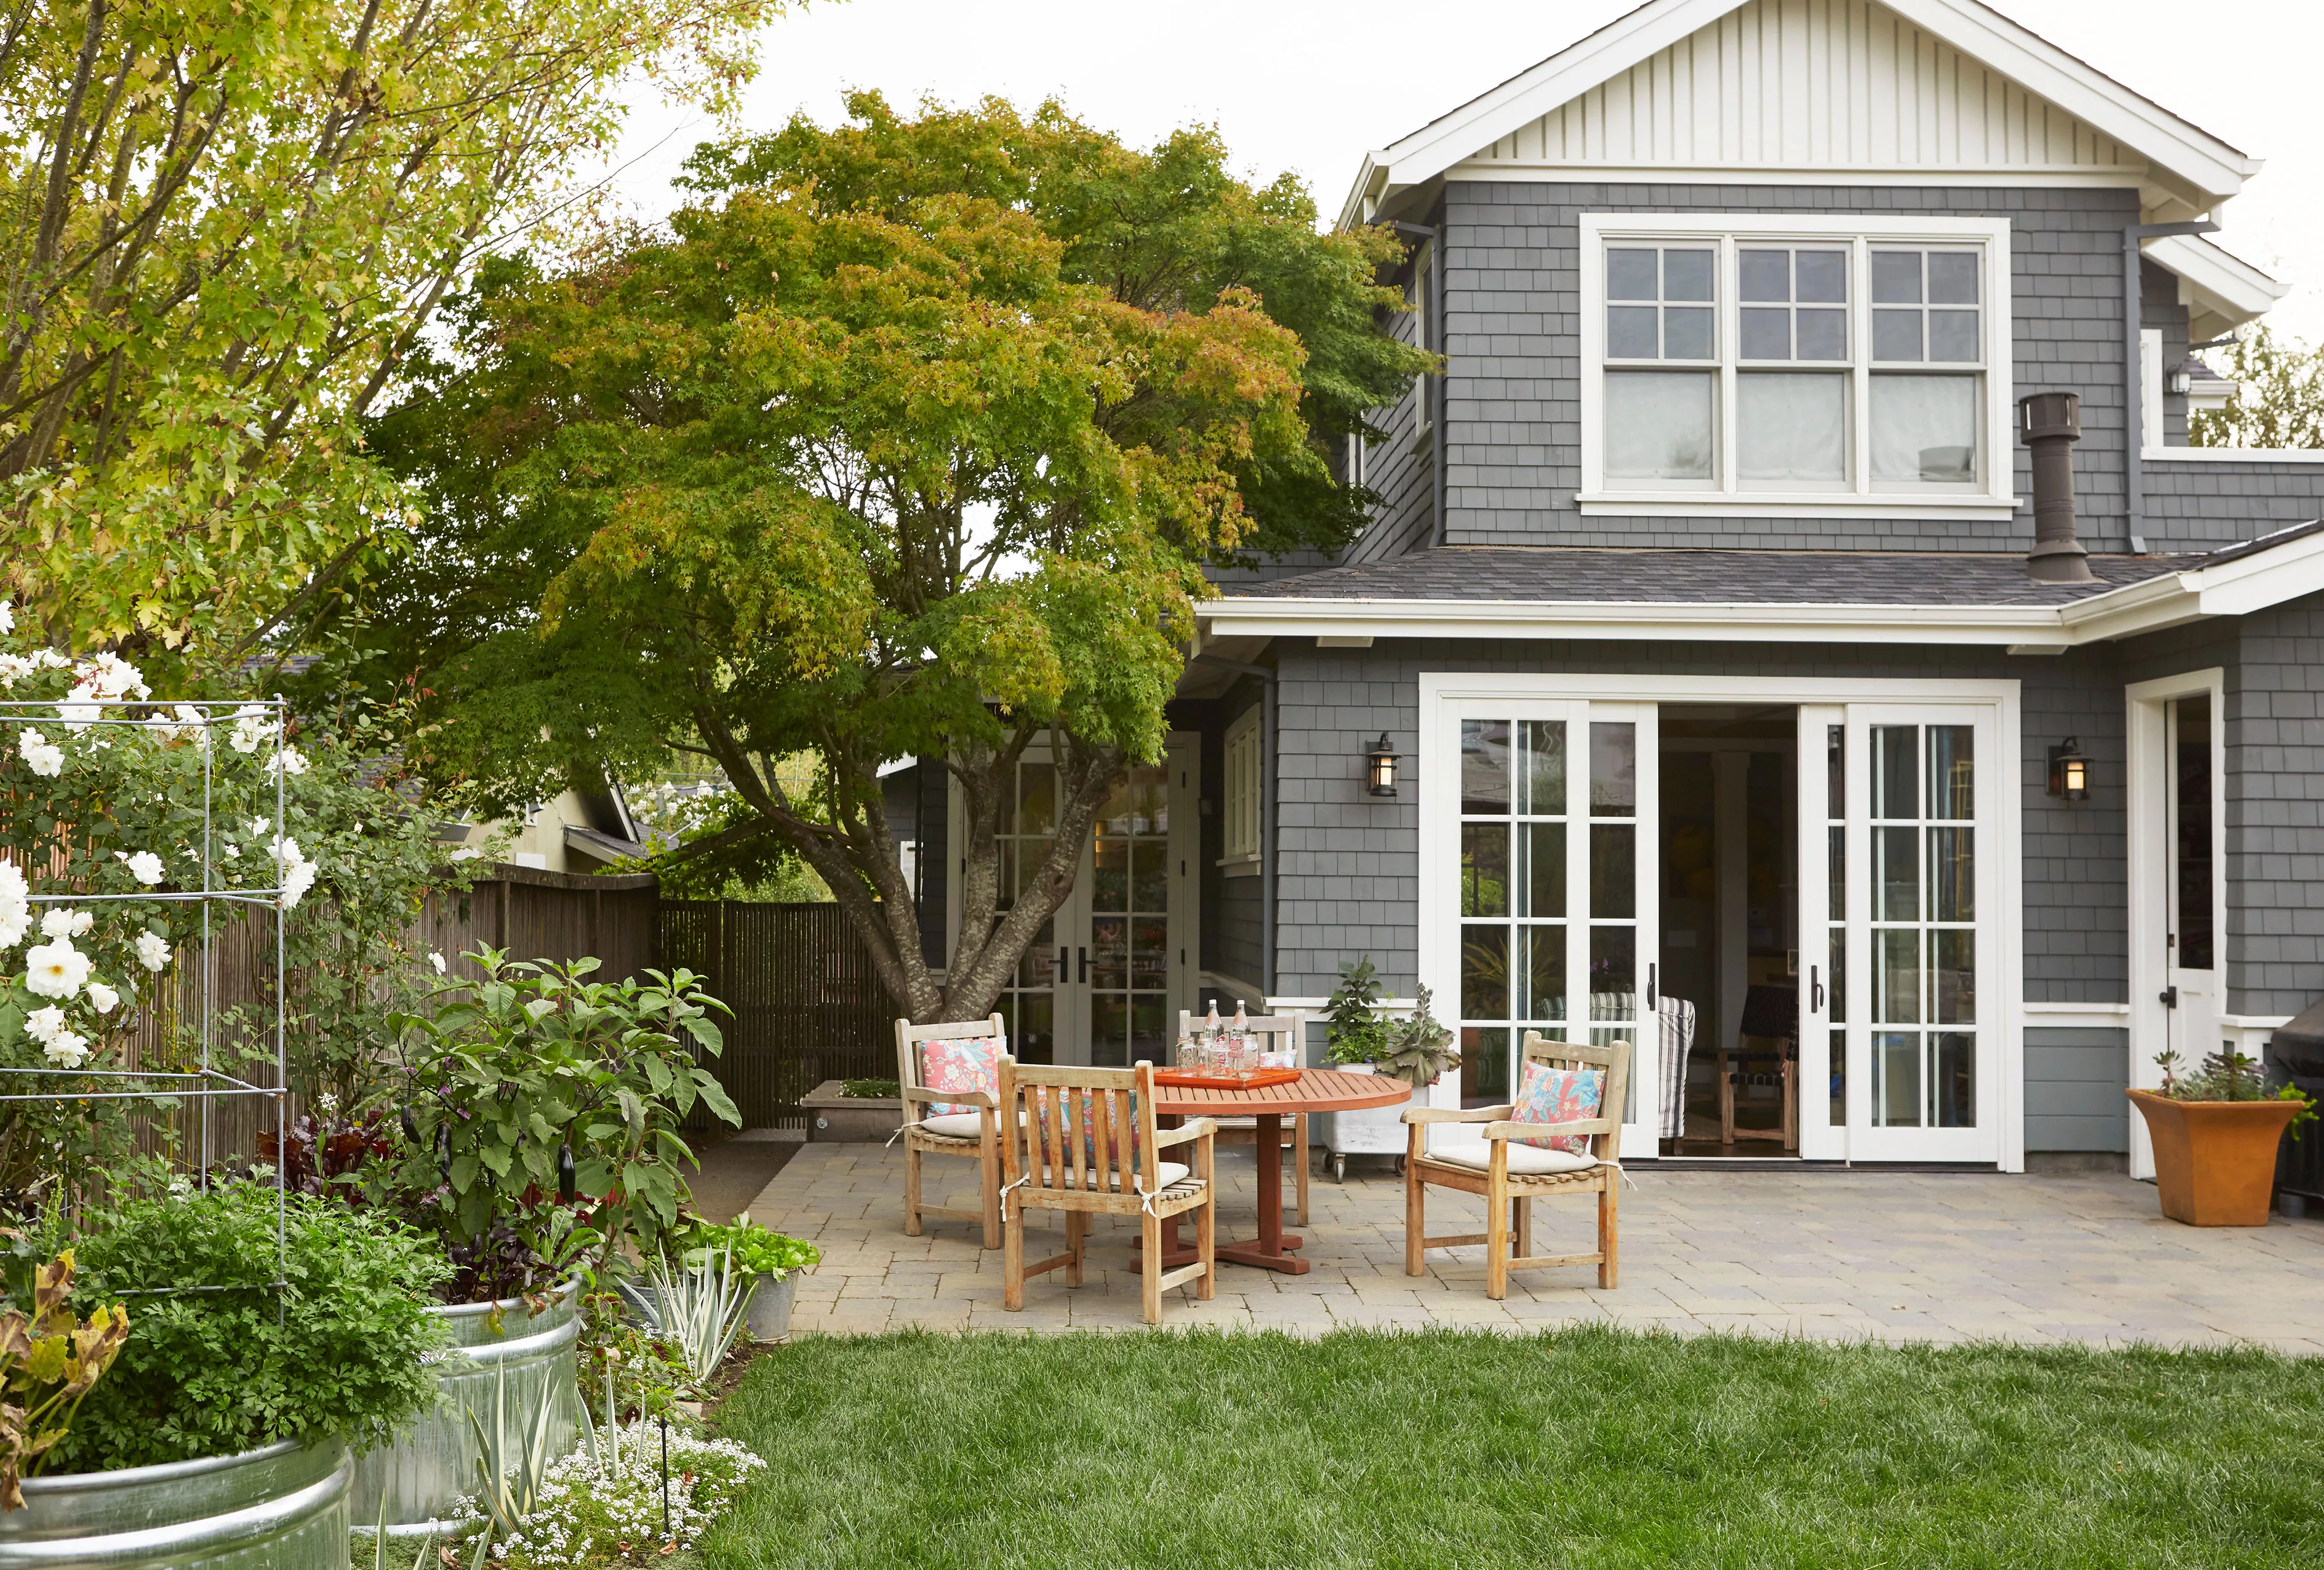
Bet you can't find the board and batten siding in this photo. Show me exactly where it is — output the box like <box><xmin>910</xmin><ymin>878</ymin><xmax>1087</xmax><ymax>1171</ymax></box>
<box><xmin>1466</xmin><ymin>0</ymin><xmax>2140</xmax><ymax>177</ymax></box>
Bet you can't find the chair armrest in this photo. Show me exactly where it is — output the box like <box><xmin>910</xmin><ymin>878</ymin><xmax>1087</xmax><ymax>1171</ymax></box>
<box><xmin>1479</xmin><ymin>1117</ymin><xmax>1613</xmax><ymax>1142</ymax></box>
<box><xmin>902</xmin><ymin>1087</ymin><xmax>997</xmax><ymax>1110</ymax></box>
<box><xmin>1401</xmin><ymin>1105</ymin><xmax>1512</xmax><ymax>1126</ymax></box>
<box><xmin>1153</xmin><ymin>1117</ymin><xmax>1218</xmax><ymax>1147</ymax></box>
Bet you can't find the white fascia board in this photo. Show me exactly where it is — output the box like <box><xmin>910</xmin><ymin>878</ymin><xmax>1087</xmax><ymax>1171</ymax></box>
<box><xmin>1341</xmin><ymin>0</ymin><xmax>2256</xmax><ymax>226</ymax></box>
<box><xmin>1203</xmin><ymin>596</ymin><xmax>2067</xmax><ymax>648</ymax></box>
<box><xmin>2183</xmin><ymin>525</ymin><xmax>2324</xmax><ymax>615</ymax></box>
<box><xmin>2141</xmin><ymin>234</ymin><xmax>2286</xmax><ymax>331</ymax></box>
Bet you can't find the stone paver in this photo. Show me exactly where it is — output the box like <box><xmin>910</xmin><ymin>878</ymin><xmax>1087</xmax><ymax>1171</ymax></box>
<box><xmin>749</xmin><ymin>1144</ymin><xmax>2324</xmax><ymax>1350</ymax></box>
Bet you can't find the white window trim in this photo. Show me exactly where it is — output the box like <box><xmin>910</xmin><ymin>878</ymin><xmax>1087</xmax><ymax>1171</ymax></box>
<box><xmin>1414</xmin><ymin>671</ymin><xmax>2025</xmax><ymax>1172</ymax></box>
<box><xmin>1579</xmin><ymin>212</ymin><xmax>2019</xmax><ymax>521</ymax></box>
<box><xmin>1411</xmin><ymin>239</ymin><xmax>1435</xmax><ymax>452</ymax></box>
<box><xmin>1218</xmin><ymin>706</ymin><xmax>1262</xmax><ymax>875</ymax></box>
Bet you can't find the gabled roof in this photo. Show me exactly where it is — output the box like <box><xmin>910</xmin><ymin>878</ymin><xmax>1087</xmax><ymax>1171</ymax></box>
<box><xmin>1340</xmin><ymin>0</ymin><xmax>2262</xmax><ymax>228</ymax></box>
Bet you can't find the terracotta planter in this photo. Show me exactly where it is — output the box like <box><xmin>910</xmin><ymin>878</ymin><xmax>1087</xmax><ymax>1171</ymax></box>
<box><xmin>2127</xmin><ymin>1089</ymin><xmax>2304</xmax><ymax>1226</ymax></box>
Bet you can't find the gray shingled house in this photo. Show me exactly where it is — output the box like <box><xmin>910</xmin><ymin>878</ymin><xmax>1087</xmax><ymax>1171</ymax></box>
<box><xmin>910</xmin><ymin>0</ymin><xmax>2324</xmax><ymax>1180</ymax></box>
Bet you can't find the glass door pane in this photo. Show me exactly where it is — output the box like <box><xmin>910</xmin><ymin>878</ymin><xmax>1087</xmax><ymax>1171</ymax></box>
<box><xmin>1457</xmin><ymin>718</ymin><xmax>1569</xmax><ymax>1103</ymax></box>
<box><xmin>1089</xmin><ymin>764</ymin><xmax>1171</xmax><ymax>1067</ymax></box>
<box><xmin>995</xmin><ymin>758</ymin><xmax>1063</xmax><ymax>1064</ymax></box>
<box><xmin>1841</xmin><ymin>708</ymin><xmax>1996</xmax><ymax>1161</ymax></box>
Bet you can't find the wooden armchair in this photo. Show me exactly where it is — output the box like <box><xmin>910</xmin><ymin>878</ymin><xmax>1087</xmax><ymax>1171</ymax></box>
<box><xmin>1177</xmin><ymin>1008</ymin><xmax>1311</xmax><ymax>1224</ymax></box>
<box><xmin>1719</xmin><ymin>984</ymin><xmax>1798</xmax><ymax>1150</ymax></box>
<box><xmin>998</xmin><ymin>1060</ymin><xmax>1217</xmax><ymax>1325</ymax></box>
<box><xmin>1401</xmin><ymin>1033</ymin><xmax>1630</xmax><ymax>1297</ymax></box>
<box><xmin>896</xmin><ymin>1014</ymin><xmax>1011</xmax><ymax>1249</ymax></box>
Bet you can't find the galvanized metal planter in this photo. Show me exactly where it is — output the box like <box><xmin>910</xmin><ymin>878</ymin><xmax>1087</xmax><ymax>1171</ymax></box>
<box><xmin>745</xmin><ymin>1270</ymin><xmax>801</xmax><ymax>1341</ymax></box>
<box><xmin>0</xmin><ymin>1436</ymin><xmax>352</xmax><ymax>1570</ymax></box>
<box><xmin>349</xmin><ymin>1278</ymin><xmax>582</xmax><ymax>1540</ymax></box>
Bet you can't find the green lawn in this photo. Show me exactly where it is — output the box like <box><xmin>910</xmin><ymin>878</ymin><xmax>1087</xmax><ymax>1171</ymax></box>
<box><xmin>700</xmin><ymin>1327</ymin><xmax>2324</xmax><ymax>1569</ymax></box>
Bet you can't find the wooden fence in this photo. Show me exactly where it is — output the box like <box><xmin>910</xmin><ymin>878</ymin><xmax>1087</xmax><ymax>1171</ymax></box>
<box><xmin>659</xmin><ymin>901</ymin><xmax>902</xmax><ymax>1132</ymax></box>
<box><xmin>98</xmin><ymin>872</ymin><xmax>883</xmax><ymax>1159</ymax></box>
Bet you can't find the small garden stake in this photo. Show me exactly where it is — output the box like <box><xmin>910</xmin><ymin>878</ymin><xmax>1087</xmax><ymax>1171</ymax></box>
<box><xmin>661</xmin><ymin>1417</ymin><xmax>670</xmax><ymax>1542</ymax></box>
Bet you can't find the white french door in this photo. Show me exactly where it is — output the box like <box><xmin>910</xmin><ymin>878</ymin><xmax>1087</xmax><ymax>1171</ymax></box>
<box><xmin>951</xmin><ymin>735</ymin><xmax>1199</xmax><ymax>1067</ymax></box>
<box><xmin>1799</xmin><ymin>704</ymin><xmax>2003</xmax><ymax>1163</ymax></box>
<box><xmin>1441</xmin><ymin>700</ymin><xmax>1659</xmax><ymax>1152</ymax></box>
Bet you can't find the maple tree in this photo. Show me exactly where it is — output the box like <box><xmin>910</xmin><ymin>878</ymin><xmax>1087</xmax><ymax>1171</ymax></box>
<box><xmin>360</xmin><ymin>94</ymin><xmax>1433</xmax><ymax>1023</ymax></box>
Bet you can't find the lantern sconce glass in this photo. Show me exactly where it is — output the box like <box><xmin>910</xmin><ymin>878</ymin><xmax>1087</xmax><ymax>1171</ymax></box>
<box><xmin>2047</xmin><ymin>738</ymin><xmax>2091</xmax><ymax>801</ymax></box>
<box><xmin>1364</xmin><ymin>733</ymin><xmax>1401</xmax><ymax>798</ymax></box>
<box><xmin>2167</xmin><ymin>360</ymin><xmax>2196</xmax><ymax>397</ymax></box>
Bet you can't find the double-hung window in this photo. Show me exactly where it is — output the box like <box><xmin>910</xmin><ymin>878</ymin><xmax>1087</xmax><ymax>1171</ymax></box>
<box><xmin>1581</xmin><ymin>214</ymin><xmax>2014</xmax><ymax>518</ymax></box>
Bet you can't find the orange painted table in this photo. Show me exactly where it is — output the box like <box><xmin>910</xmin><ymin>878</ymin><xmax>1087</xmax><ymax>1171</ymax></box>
<box><xmin>1144</xmin><ymin>1070</ymin><xmax>1414</xmax><ymax>1274</ymax></box>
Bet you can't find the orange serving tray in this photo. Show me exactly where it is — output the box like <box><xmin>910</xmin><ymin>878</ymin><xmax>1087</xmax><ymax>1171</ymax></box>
<box><xmin>1151</xmin><ymin>1067</ymin><xmax>1303</xmax><ymax>1089</ymax></box>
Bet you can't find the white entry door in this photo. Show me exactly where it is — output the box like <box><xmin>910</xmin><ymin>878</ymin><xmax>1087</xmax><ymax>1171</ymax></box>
<box><xmin>1816</xmin><ymin>705</ymin><xmax>2003</xmax><ymax>1162</ymax></box>
<box><xmin>1437</xmin><ymin>701</ymin><xmax>1659</xmax><ymax>1150</ymax></box>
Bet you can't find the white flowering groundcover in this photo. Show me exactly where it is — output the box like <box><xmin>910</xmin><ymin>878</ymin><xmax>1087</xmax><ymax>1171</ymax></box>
<box><xmin>458</xmin><ymin>1424</ymin><xmax>765</xmax><ymax>1567</ymax></box>
<box><xmin>0</xmin><ymin>600</ymin><xmax>317</xmax><ymax>1192</ymax></box>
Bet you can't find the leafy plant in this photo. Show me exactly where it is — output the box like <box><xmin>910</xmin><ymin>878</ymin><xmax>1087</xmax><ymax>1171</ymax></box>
<box><xmin>672</xmin><ymin>1214</ymin><xmax>819</xmax><ymax>1279</ymax></box>
<box><xmin>578</xmin><ymin>1292</ymin><xmax>688</xmax><ymax>1425</ymax></box>
<box><xmin>44</xmin><ymin>1178</ymin><xmax>449</xmax><ymax>1471</ymax></box>
<box><xmin>0</xmin><ymin>1248</ymin><xmax>128</xmax><ymax>1508</ymax></box>
<box><xmin>841</xmin><ymin>1078</ymin><xmax>901</xmax><ymax>1099</ymax></box>
<box><xmin>1375</xmin><ymin>985</ymin><xmax>1461</xmax><ymax>1089</ymax></box>
<box><xmin>621</xmin><ymin>1248</ymin><xmax>749</xmax><ymax>1393</ymax></box>
<box><xmin>1322</xmin><ymin>957</ymin><xmax>1392</xmax><ymax>1066</ymax></box>
<box><xmin>2153</xmin><ymin>1047</ymin><xmax>2316</xmax><ymax>1127</ymax></box>
<box><xmin>461</xmin><ymin>1354</ymin><xmax>566</xmax><ymax>1566</ymax></box>
<box><xmin>374</xmin><ymin>949</ymin><xmax>739</xmax><ymax>1270</ymax></box>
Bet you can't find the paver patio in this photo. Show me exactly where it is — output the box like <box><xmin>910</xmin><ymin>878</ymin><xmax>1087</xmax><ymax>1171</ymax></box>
<box><xmin>748</xmin><ymin>1142</ymin><xmax>2324</xmax><ymax>1351</ymax></box>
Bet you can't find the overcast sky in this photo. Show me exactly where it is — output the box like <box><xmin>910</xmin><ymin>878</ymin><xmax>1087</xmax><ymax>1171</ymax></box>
<box><xmin>599</xmin><ymin>0</ymin><xmax>2324</xmax><ymax>341</ymax></box>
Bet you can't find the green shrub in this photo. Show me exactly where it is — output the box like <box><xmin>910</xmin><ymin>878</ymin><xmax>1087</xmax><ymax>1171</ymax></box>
<box><xmin>47</xmin><ymin>1178</ymin><xmax>450</xmax><ymax>1471</ymax></box>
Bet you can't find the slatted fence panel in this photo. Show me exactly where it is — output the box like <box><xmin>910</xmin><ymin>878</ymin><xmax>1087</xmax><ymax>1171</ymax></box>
<box><xmin>660</xmin><ymin>901</ymin><xmax>900</xmax><ymax>1132</ymax></box>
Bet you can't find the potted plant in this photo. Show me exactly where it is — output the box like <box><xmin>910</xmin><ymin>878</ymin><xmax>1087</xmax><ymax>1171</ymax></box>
<box><xmin>1315</xmin><ymin>960</ymin><xmax>1460</xmax><ymax>1180</ymax></box>
<box><xmin>349</xmin><ymin>948</ymin><xmax>741</xmax><ymax>1537</ymax></box>
<box><xmin>2129</xmin><ymin>1046</ymin><xmax>2316</xmax><ymax>1226</ymax></box>
<box><xmin>672</xmin><ymin>1213</ymin><xmax>820</xmax><ymax>1342</ymax></box>
<box><xmin>0</xmin><ymin>1178</ymin><xmax>448</xmax><ymax>1565</ymax></box>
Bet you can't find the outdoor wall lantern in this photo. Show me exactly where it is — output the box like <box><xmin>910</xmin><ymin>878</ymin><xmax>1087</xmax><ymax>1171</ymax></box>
<box><xmin>2167</xmin><ymin>360</ymin><xmax>2196</xmax><ymax>397</ymax></box>
<box><xmin>1364</xmin><ymin>734</ymin><xmax>1401</xmax><ymax>797</ymax></box>
<box><xmin>2047</xmin><ymin>738</ymin><xmax>2091</xmax><ymax>801</ymax></box>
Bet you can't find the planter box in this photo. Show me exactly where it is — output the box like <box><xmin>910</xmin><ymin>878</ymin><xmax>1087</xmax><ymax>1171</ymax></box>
<box><xmin>1316</xmin><ymin>1063</ymin><xmax>1410</xmax><ymax>1175</ymax></box>
<box><xmin>2128</xmin><ymin>1089</ymin><xmax>2305</xmax><ymax>1226</ymax></box>
<box><xmin>0</xmin><ymin>1436</ymin><xmax>352</xmax><ymax>1569</ymax></box>
<box><xmin>802</xmin><ymin>1079</ymin><xmax>901</xmax><ymax>1142</ymax></box>
<box><xmin>349</xmin><ymin>1279</ymin><xmax>580</xmax><ymax>1540</ymax></box>
<box><xmin>747</xmin><ymin>1270</ymin><xmax>803</xmax><ymax>1342</ymax></box>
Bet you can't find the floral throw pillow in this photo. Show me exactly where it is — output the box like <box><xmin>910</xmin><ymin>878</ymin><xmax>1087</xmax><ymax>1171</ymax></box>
<box><xmin>1509</xmin><ymin>1060</ymin><xmax>1606</xmax><ymax>1153</ymax></box>
<box><xmin>1032</xmin><ymin>1092</ymin><xmax>1142</xmax><ymax>1173</ymax></box>
<box><xmin>918</xmin><ymin>1035</ymin><xmax>1005</xmax><ymax>1117</ymax></box>
<box><xmin>1258</xmin><ymin>1048</ymin><xmax>1299</xmax><ymax>1070</ymax></box>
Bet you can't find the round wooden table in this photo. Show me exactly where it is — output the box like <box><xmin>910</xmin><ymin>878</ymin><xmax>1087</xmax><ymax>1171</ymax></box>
<box><xmin>1146</xmin><ymin>1070</ymin><xmax>1414</xmax><ymax>1274</ymax></box>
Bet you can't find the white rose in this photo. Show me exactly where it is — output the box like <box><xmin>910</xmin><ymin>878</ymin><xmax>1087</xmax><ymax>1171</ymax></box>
<box><xmin>0</xmin><ymin>907</ymin><xmax>26</xmax><ymax>949</ymax></box>
<box><xmin>134</xmin><ymin>930</ymin><xmax>172</xmax><ymax>973</ymax></box>
<box><xmin>42</xmin><ymin>1032</ymin><xmax>89</xmax><ymax>1069</ymax></box>
<box><xmin>224</xmin><ymin>843</ymin><xmax>239</xmax><ymax>859</ymax></box>
<box><xmin>281</xmin><ymin>858</ymin><xmax>318</xmax><ymax>909</ymax></box>
<box><xmin>40</xmin><ymin>907</ymin><xmax>77</xmax><ymax>939</ymax></box>
<box><xmin>0</xmin><ymin>600</ymin><xmax>12</xmax><ymax>634</ymax></box>
<box><xmin>0</xmin><ymin>653</ymin><xmax>32</xmax><ymax>687</ymax></box>
<box><xmin>429</xmin><ymin>951</ymin><xmax>447</xmax><ymax>974</ymax></box>
<box><xmin>248</xmin><ymin>817</ymin><xmax>270</xmax><ymax>838</ymax></box>
<box><xmin>87</xmin><ymin>981</ymin><xmax>120</xmax><ymax>1015</ymax></box>
<box><xmin>23</xmin><ymin>1005</ymin><xmax>65</xmax><ymax>1045</ymax></box>
<box><xmin>16</xmin><ymin>729</ymin><xmax>62</xmax><ymax>777</ymax></box>
<box><xmin>56</xmin><ymin>696</ymin><xmax>101</xmax><ymax>733</ymax></box>
<box><xmin>229</xmin><ymin>705</ymin><xmax>271</xmax><ymax>754</ymax></box>
<box><xmin>268</xmin><ymin>744</ymin><xmax>309</xmax><ymax>777</ymax></box>
<box><xmin>0</xmin><ymin>862</ymin><xmax>23</xmax><ymax>901</ymax></box>
<box><xmin>124</xmin><ymin>851</ymin><xmax>165</xmax><ymax>886</ymax></box>
<box><xmin>23</xmin><ymin>938</ymin><xmax>90</xmax><ymax>999</ymax></box>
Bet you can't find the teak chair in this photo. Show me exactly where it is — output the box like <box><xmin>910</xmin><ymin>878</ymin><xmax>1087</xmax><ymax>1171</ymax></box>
<box><xmin>896</xmin><ymin>1014</ymin><xmax>1010</xmax><ymax>1249</ymax></box>
<box><xmin>998</xmin><ymin>1059</ymin><xmax>1217</xmax><ymax>1325</ymax></box>
<box><xmin>1401</xmin><ymin>1033</ymin><xmax>1630</xmax><ymax>1297</ymax></box>
<box><xmin>1720</xmin><ymin>984</ymin><xmax>1798</xmax><ymax>1150</ymax></box>
<box><xmin>1177</xmin><ymin>1008</ymin><xmax>1310</xmax><ymax>1224</ymax></box>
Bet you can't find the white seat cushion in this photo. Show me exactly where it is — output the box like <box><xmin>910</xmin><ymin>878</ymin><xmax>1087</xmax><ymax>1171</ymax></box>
<box><xmin>1035</xmin><ymin>1160</ymin><xmax>1191</xmax><ymax>1191</ymax></box>
<box><xmin>917</xmin><ymin>1111</ymin><xmax>1025</xmax><ymax>1141</ymax></box>
<box><xmin>1422</xmin><ymin>1138</ymin><xmax>1599</xmax><ymax>1177</ymax></box>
